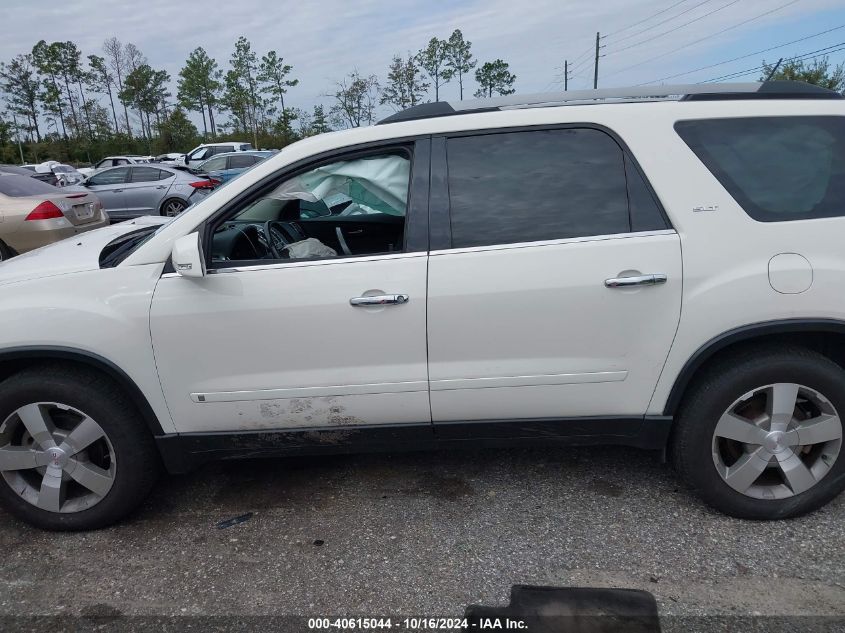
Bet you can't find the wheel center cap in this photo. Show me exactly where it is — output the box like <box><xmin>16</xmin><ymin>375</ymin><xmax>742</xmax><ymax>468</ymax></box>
<box><xmin>763</xmin><ymin>431</ymin><xmax>787</xmax><ymax>454</ymax></box>
<box><xmin>46</xmin><ymin>447</ymin><xmax>67</xmax><ymax>469</ymax></box>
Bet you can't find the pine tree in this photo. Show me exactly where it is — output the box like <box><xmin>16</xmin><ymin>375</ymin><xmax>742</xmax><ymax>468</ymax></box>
<box><xmin>444</xmin><ymin>29</ymin><xmax>476</xmax><ymax>100</ymax></box>
<box><xmin>380</xmin><ymin>55</ymin><xmax>430</xmax><ymax>111</ymax></box>
<box><xmin>258</xmin><ymin>50</ymin><xmax>298</xmax><ymax>115</ymax></box>
<box><xmin>474</xmin><ymin>59</ymin><xmax>516</xmax><ymax>98</ymax></box>
<box><xmin>0</xmin><ymin>54</ymin><xmax>41</xmax><ymax>142</ymax></box>
<box><xmin>417</xmin><ymin>37</ymin><xmax>453</xmax><ymax>101</ymax></box>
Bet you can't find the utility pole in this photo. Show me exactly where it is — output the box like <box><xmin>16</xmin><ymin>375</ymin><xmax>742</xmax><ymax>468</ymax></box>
<box><xmin>593</xmin><ymin>31</ymin><xmax>600</xmax><ymax>89</ymax></box>
<box><xmin>564</xmin><ymin>60</ymin><xmax>568</xmax><ymax>91</ymax></box>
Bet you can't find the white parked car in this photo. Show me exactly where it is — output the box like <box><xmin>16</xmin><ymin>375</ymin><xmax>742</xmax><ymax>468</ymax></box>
<box><xmin>77</xmin><ymin>155</ymin><xmax>154</xmax><ymax>178</ymax></box>
<box><xmin>1</xmin><ymin>81</ymin><xmax>844</xmax><ymax>530</ymax></box>
<box><xmin>176</xmin><ymin>141</ymin><xmax>253</xmax><ymax>167</ymax></box>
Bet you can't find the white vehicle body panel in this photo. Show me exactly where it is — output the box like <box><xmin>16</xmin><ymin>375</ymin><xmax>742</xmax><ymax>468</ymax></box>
<box><xmin>427</xmin><ymin>231</ymin><xmax>682</xmax><ymax>421</ymax></box>
<box><xmin>0</xmin><ymin>96</ymin><xmax>841</xmax><ymax>439</ymax></box>
<box><xmin>149</xmin><ymin>254</ymin><xmax>429</xmax><ymax>432</ymax></box>
<box><xmin>0</xmin><ymin>217</ymin><xmax>175</xmax><ymax>433</ymax></box>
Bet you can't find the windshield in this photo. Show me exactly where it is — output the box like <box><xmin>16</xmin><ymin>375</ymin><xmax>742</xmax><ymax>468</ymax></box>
<box><xmin>0</xmin><ymin>174</ymin><xmax>59</xmax><ymax>197</ymax></box>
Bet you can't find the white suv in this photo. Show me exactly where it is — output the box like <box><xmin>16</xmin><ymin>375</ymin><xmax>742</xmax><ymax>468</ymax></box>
<box><xmin>1</xmin><ymin>81</ymin><xmax>844</xmax><ymax>530</ymax></box>
<box><xmin>177</xmin><ymin>141</ymin><xmax>253</xmax><ymax>167</ymax></box>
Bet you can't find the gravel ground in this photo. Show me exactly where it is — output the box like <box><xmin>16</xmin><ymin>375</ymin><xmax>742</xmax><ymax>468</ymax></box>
<box><xmin>0</xmin><ymin>445</ymin><xmax>843</xmax><ymax>626</ymax></box>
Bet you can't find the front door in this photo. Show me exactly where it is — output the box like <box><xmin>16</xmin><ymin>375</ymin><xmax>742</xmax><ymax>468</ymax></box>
<box><xmin>426</xmin><ymin>128</ymin><xmax>683</xmax><ymax>429</ymax></box>
<box><xmin>149</xmin><ymin>142</ymin><xmax>432</xmax><ymax>434</ymax></box>
<box><xmin>84</xmin><ymin>166</ymin><xmax>129</xmax><ymax>214</ymax></box>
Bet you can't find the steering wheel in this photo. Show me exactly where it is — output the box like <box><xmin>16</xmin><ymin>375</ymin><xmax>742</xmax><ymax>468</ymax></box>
<box><xmin>262</xmin><ymin>221</ymin><xmax>290</xmax><ymax>259</ymax></box>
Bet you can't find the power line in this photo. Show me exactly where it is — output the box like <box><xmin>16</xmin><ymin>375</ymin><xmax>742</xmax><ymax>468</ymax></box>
<box><xmin>637</xmin><ymin>23</ymin><xmax>845</xmax><ymax>84</ymax></box>
<box><xmin>607</xmin><ymin>0</ymin><xmax>741</xmax><ymax>57</ymax></box>
<box><xmin>699</xmin><ymin>41</ymin><xmax>845</xmax><ymax>82</ymax></box>
<box><xmin>608</xmin><ymin>0</ymin><xmax>714</xmax><ymax>45</ymax></box>
<box><xmin>603</xmin><ymin>0</ymin><xmax>692</xmax><ymax>38</ymax></box>
<box><xmin>601</xmin><ymin>0</ymin><xmax>800</xmax><ymax>80</ymax></box>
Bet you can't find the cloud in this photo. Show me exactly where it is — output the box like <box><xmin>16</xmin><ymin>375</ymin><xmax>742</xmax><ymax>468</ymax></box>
<box><xmin>1</xmin><ymin>0</ymin><xmax>842</xmax><ymax>124</ymax></box>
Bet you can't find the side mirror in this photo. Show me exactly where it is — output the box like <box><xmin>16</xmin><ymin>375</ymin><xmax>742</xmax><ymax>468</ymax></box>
<box><xmin>171</xmin><ymin>231</ymin><xmax>206</xmax><ymax>278</ymax></box>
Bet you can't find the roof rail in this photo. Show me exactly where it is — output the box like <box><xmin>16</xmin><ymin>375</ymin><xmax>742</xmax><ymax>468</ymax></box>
<box><xmin>377</xmin><ymin>81</ymin><xmax>841</xmax><ymax>125</ymax></box>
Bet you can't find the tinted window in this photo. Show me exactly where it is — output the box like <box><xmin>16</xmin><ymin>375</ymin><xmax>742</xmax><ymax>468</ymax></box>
<box><xmin>212</xmin><ymin>146</ymin><xmax>234</xmax><ymax>155</ymax></box>
<box><xmin>446</xmin><ymin>129</ymin><xmax>631</xmax><ymax>248</ymax></box>
<box><xmin>200</xmin><ymin>156</ymin><xmax>227</xmax><ymax>171</ymax></box>
<box><xmin>625</xmin><ymin>155</ymin><xmax>667</xmax><ymax>232</ymax></box>
<box><xmin>675</xmin><ymin>116</ymin><xmax>845</xmax><ymax>222</ymax></box>
<box><xmin>130</xmin><ymin>167</ymin><xmax>165</xmax><ymax>183</ymax></box>
<box><xmin>0</xmin><ymin>174</ymin><xmax>58</xmax><ymax>196</ymax></box>
<box><xmin>88</xmin><ymin>167</ymin><xmax>129</xmax><ymax>186</ymax></box>
<box><xmin>229</xmin><ymin>154</ymin><xmax>257</xmax><ymax>168</ymax></box>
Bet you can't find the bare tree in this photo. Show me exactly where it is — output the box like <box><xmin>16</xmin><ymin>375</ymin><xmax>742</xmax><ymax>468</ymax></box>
<box><xmin>103</xmin><ymin>37</ymin><xmax>131</xmax><ymax>135</ymax></box>
<box><xmin>329</xmin><ymin>71</ymin><xmax>380</xmax><ymax>128</ymax></box>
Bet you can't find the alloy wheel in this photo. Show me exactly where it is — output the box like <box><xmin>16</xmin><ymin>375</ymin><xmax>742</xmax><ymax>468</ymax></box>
<box><xmin>163</xmin><ymin>200</ymin><xmax>186</xmax><ymax>217</ymax></box>
<box><xmin>712</xmin><ymin>383</ymin><xmax>842</xmax><ymax>500</ymax></box>
<box><xmin>0</xmin><ymin>403</ymin><xmax>116</xmax><ymax>513</ymax></box>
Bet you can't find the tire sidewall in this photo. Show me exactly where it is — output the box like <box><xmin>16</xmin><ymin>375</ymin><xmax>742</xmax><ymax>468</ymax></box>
<box><xmin>0</xmin><ymin>370</ymin><xmax>157</xmax><ymax>530</ymax></box>
<box><xmin>680</xmin><ymin>354</ymin><xmax>845</xmax><ymax>519</ymax></box>
<box><xmin>160</xmin><ymin>198</ymin><xmax>186</xmax><ymax>217</ymax></box>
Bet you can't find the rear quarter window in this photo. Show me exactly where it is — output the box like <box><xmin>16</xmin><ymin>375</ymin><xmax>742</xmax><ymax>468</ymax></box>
<box><xmin>675</xmin><ymin>116</ymin><xmax>845</xmax><ymax>222</ymax></box>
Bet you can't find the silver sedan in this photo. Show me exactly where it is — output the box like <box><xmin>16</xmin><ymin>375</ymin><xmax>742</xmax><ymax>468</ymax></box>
<box><xmin>78</xmin><ymin>164</ymin><xmax>217</xmax><ymax>221</ymax></box>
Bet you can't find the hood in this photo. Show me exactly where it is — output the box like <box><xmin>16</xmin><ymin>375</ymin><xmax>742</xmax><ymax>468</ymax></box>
<box><xmin>0</xmin><ymin>216</ymin><xmax>169</xmax><ymax>287</ymax></box>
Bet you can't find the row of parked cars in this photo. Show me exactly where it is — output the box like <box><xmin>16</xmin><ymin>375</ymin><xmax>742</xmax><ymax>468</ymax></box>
<box><xmin>0</xmin><ymin>142</ymin><xmax>277</xmax><ymax>260</ymax></box>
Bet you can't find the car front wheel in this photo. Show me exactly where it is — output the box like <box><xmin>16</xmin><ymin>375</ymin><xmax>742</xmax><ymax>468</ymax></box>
<box><xmin>0</xmin><ymin>366</ymin><xmax>159</xmax><ymax>530</ymax></box>
<box><xmin>672</xmin><ymin>346</ymin><xmax>845</xmax><ymax>519</ymax></box>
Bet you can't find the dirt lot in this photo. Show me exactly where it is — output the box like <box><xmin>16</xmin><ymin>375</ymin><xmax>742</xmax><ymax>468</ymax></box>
<box><xmin>1</xmin><ymin>445</ymin><xmax>843</xmax><ymax>628</ymax></box>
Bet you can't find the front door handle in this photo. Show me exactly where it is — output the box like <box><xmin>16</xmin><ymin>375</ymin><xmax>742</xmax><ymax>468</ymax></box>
<box><xmin>605</xmin><ymin>274</ymin><xmax>667</xmax><ymax>288</ymax></box>
<box><xmin>113</xmin><ymin>189</ymin><xmax>123</xmax><ymax>193</ymax></box>
<box><xmin>350</xmin><ymin>294</ymin><xmax>409</xmax><ymax>306</ymax></box>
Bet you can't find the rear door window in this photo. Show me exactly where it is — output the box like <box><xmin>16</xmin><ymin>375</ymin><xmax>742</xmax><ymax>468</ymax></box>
<box><xmin>229</xmin><ymin>154</ymin><xmax>257</xmax><ymax>169</ymax></box>
<box><xmin>445</xmin><ymin>128</ymin><xmax>650</xmax><ymax>248</ymax></box>
<box><xmin>130</xmin><ymin>167</ymin><xmax>165</xmax><ymax>183</ymax></box>
<box><xmin>675</xmin><ymin>116</ymin><xmax>845</xmax><ymax>222</ymax></box>
<box><xmin>200</xmin><ymin>156</ymin><xmax>228</xmax><ymax>171</ymax></box>
<box><xmin>88</xmin><ymin>167</ymin><xmax>129</xmax><ymax>186</ymax></box>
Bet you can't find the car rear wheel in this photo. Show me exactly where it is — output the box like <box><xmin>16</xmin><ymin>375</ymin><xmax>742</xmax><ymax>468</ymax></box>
<box><xmin>0</xmin><ymin>240</ymin><xmax>13</xmax><ymax>261</ymax></box>
<box><xmin>0</xmin><ymin>366</ymin><xmax>159</xmax><ymax>530</ymax></box>
<box><xmin>671</xmin><ymin>346</ymin><xmax>845</xmax><ymax>519</ymax></box>
<box><xmin>161</xmin><ymin>198</ymin><xmax>187</xmax><ymax>217</ymax></box>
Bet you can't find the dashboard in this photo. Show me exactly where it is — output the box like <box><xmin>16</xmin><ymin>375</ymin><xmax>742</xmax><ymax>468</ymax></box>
<box><xmin>211</xmin><ymin>220</ymin><xmax>307</xmax><ymax>261</ymax></box>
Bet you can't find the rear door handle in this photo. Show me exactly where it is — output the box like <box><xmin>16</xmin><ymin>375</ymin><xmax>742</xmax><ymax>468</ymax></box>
<box><xmin>350</xmin><ymin>294</ymin><xmax>409</xmax><ymax>306</ymax></box>
<box><xmin>113</xmin><ymin>189</ymin><xmax>123</xmax><ymax>193</ymax></box>
<box><xmin>605</xmin><ymin>274</ymin><xmax>667</xmax><ymax>288</ymax></box>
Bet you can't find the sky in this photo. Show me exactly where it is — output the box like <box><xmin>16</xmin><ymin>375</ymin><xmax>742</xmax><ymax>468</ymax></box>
<box><xmin>2</xmin><ymin>0</ymin><xmax>845</xmax><ymax>127</ymax></box>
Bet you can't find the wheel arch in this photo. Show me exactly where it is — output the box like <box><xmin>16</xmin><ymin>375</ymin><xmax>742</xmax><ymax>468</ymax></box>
<box><xmin>0</xmin><ymin>346</ymin><xmax>164</xmax><ymax>436</ymax></box>
<box><xmin>664</xmin><ymin>318</ymin><xmax>845</xmax><ymax>416</ymax></box>
<box><xmin>158</xmin><ymin>196</ymin><xmax>188</xmax><ymax>216</ymax></box>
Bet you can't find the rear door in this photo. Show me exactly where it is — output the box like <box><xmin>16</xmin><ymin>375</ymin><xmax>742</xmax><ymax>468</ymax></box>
<box><xmin>84</xmin><ymin>167</ymin><xmax>129</xmax><ymax>214</ymax></box>
<box><xmin>427</xmin><ymin>127</ymin><xmax>682</xmax><ymax>434</ymax></box>
<box><xmin>123</xmin><ymin>167</ymin><xmax>171</xmax><ymax>216</ymax></box>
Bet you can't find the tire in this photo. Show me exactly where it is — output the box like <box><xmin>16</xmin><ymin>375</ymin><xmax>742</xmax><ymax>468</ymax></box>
<box><xmin>671</xmin><ymin>345</ymin><xmax>845</xmax><ymax>519</ymax></box>
<box><xmin>0</xmin><ymin>240</ymin><xmax>13</xmax><ymax>261</ymax></box>
<box><xmin>0</xmin><ymin>365</ymin><xmax>160</xmax><ymax>530</ymax></box>
<box><xmin>160</xmin><ymin>198</ymin><xmax>187</xmax><ymax>217</ymax></box>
